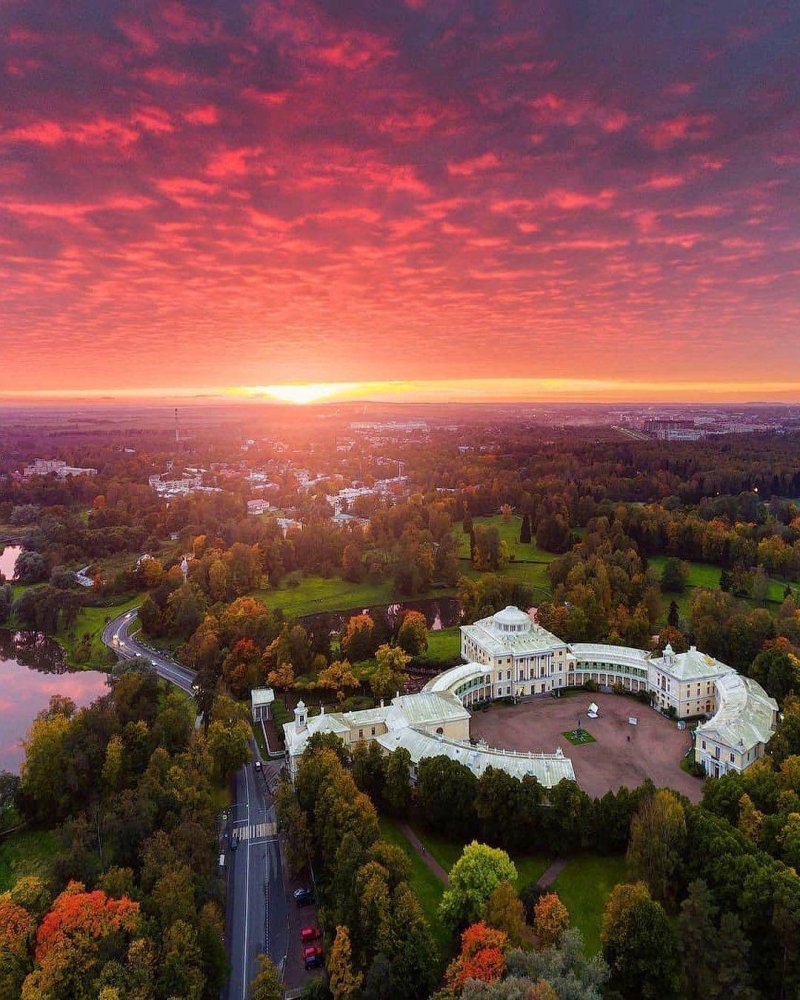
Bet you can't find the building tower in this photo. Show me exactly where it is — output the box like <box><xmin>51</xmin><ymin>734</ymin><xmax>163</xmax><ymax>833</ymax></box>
<box><xmin>174</xmin><ymin>407</ymin><xmax>180</xmax><ymax>444</ymax></box>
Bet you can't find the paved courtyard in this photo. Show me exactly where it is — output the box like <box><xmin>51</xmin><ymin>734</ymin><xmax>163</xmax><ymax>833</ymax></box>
<box><xmin>469</xmin><ymin>692</ymin><xmax>703</xmax><ymax>802</ymax></box>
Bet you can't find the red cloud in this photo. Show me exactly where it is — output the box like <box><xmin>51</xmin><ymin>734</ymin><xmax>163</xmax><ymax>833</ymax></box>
<box><xmin>641</xmin><ymin>113</ymin><xmax>715</xmax><ymax>150</ymax></box>
<box><xmin>184</xmin><ymin>105</ymin><xmax>219</xmax><ymax>125</ymax></box>
<box><xmin>448</xmin><ymin>152</ymin><xmax>500</xmax><ymax>177</ymax></box>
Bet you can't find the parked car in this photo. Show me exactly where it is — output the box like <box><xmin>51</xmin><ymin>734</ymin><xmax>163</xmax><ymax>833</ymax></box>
<box><xmin>301</xmin><ymin>926</ymin><xmax>321</xmax><ymax>943</ymax></box>
<box><xmin>254</xmin><ymin>760</ymin><xmax>262</xmax><ymax>771</ymax></box>
<box><xmin>230</xmin><ymin>834</ymin><xmax>239</xmax><ymax>852</ymax></box>
<box><xmin>293</xmin><ymin>886</ymin><xmax>314</xmax><ymax>906</ymax></box>
<box><xmin>304</xmin><ymin>945</ymin><xmax>324</xmax><ymax>969</ymax></box>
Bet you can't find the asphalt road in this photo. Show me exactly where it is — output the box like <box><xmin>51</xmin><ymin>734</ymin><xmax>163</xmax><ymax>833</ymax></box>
<box><xmin>102</xmin><ymin>608</ymin><xmax>290</xmax><ymax>999</ymax></box>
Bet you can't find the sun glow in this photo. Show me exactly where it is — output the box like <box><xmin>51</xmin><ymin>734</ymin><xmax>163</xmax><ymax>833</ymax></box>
<box><xmin>253</xmin><ymin>383</ymin><xmax>361</xmax><ymax>404</ymax></box>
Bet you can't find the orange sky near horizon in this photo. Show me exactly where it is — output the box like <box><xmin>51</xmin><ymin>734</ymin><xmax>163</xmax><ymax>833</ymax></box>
<box><xmin>1</xmin><ymin>2</ymin><xmax>799</xmax><ymax>398</ymax></box>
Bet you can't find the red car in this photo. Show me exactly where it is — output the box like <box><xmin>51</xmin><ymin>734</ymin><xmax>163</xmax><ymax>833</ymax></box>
<box><xmin>301</xmin><ymin>927</ymin><xmax>321</xmax><ymax>943</ymax></box>
<box><xmin>304</xmin><ymin>945</ymin><xmax>324</xmax><ymax>969</ymax></box>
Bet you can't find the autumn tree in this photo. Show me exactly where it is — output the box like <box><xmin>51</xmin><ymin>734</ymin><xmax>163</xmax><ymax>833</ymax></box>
<box><xmin>329</xmin><ymin>925</ymin><xmax>362</xmax><ymax>1000</ymax></box>
<box><xmin>370</xmin><ymin>644</ymin><xmax>410</xmax><ymax>701</ymax></box>
<box><xmin>397</xmin><ymin>610</ymin><xmax>428</xmax><ymax>656</ymax></box>
<box><xmin>483</xmin><ymin>879</ymin><xmax>527</xmax><ymax>946</ymax></box>
<box><xmin>250</xmin><ymin>953</ymin><xmax>283</xmax><ymax>1000</ymax></box>
<box><xmin>266</xmin><ymin>661</ymin><xmax>294</xmax><ymax>705</ymax></box>
<box><xmin>341</xmin><ymin>613</ymin><xmax>378</xmax><ymax>662</ymax></box>
<box><xmin>444</xmin><ymin>921</ymin><xmax>508</xmax><ymax>994</ymax></box>
<box><xmin>318</xmin><ymin>659</ymin><xmax>360</xmax><ymax>703</ymax></box>
<box><xmin>0</xmin><ymin>892</ymin><xmax>35</xmax><ymax>997</ymax></box>
<box><xmin>533</xmin><ymin>892</ymin><xmax>570</xmax><ymax>949</ymax></box>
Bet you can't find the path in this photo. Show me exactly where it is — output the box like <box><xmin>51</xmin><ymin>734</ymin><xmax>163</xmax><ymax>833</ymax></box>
<box><xmin>397</xmin><ymin>821</ymin><xmax>450</xmax><ymax>885</ymax></box>
<box><xmin>535</xmin><ymin>858</ymin><xmax>567</xmax><ymax>888</ymax></box>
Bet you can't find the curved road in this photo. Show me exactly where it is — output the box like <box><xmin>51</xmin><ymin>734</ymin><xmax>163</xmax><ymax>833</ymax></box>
<box><xmin>102</xmin><ymin>609</ymin><xmax>289</xmax><ymax>1000</ymax></box>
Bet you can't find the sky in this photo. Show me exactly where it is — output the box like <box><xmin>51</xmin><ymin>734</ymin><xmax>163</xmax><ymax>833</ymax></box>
<box><xmin>1</xmin><ymin>0</ymin><xmax>800</xmax><ymax>402</ymax></box>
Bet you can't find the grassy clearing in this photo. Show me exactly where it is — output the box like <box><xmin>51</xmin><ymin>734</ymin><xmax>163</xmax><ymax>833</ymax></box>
<box><xmin>551</xmin><ymin>854</ymin><xmax>627</xmax><ymax>954</ymax></box>
<box><xmin>648</xmin><ymin>555</ymin><xmax>722</xmax><ymax>590</ymax></box>
<box><xmin>0</xmin><ymin>828</ymin><xmax>59</xmax><ymax>893</ymax></box>
<box><xmin>253</xmin><ymin>575</ymin><xmax>398</xmax><ymax>617</ymax></box>
<box><xmin>378</xmin><ymin>817</ymin><xmax>451</xmax><ymax>966</ymax></box>
<box><xmin>455</xmin><ymin>514</ymin><xmax>559</xmax><ymax>564</ymax></box>
<box><xmin>649</xmin><ymin>554</ymin><xmax>795</xmax><ymax>613</ymax></box>
<box><xmin>58</xmin><ymin>594</ymin><xmax>143</xmax><ymax>669</ymax></box>
<box><xmin>417</xmin><ymin>627</ymin><xmax>461</xmax><ymax>664</ymax></box>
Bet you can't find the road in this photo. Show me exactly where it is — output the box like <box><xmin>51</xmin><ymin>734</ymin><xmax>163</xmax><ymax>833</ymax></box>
<box><xmin>102</xmin><ymin>609</ymin><xmax>289</xmax><ymax>999</ymax></box>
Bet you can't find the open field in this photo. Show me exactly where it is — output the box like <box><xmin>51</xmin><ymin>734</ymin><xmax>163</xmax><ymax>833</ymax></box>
<box><xmin>253</xmin><ymin>575</ymin><xmax>398</xmax><ymax>617</ymax></box>
<box><xmin>0</xmin><ymin>828</ymin><xmax>59</xmax><ymax>893</ymax></box>
<box><xmin>455</xmin><ymin>514</ymin><xmax>559</xmax><ymax>564</ymax></box>
<box><xmin>417</xmin><ymin>626</ymin><xmax>461</xmax><ymax>664</ymax></box>
<box><xmin>551</xmin><ymin>854</ymin><xmax>627</xmax><ymax>954</ymax></box>
<box><xmin>470</xmin><ymin>693</ymin><xmax>703</xmax><ymax>802</ymax></box>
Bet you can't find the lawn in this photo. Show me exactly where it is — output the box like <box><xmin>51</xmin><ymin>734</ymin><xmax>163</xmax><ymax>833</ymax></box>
<box><xmin>648</xmin><ymin>555</ymin><xmax>722</xmax><ymax>590</ymax></box>
<box><xmin>455</xmin><ymin>514</ymin><xmax>559</xmax><ymax>564</ymax></box>
<box><xmin>57</xmin><ymin>594</ymin><xmax>143</xmax><ymax>669</ymax></box>
<box><xmin>253</xmin><ymin>575</ymin><xmax>398</xmax><ymax>617</ymax></box>
<box><xmin>378</xmin><ymin>817</ymin><xmax>451</xmax><ymax>965</ymax></box>
<box><xmin>417</xmin><ymin>627</ymin><xmax>461</xmax><ymax>664</ymax></box>
<box><xmin>551</xmin><ymin>854</ymin><xmax>627</xmax><ymax>954</ymax></box>
<box><xmin>562</xmin><ymin>728</ymin><xmax>597</xmax><ymax>746</ymax></box>
<box><xmin>0</xmin><ymin>828</ymin><xmax>59</xmax><ymax>893</ymax></box>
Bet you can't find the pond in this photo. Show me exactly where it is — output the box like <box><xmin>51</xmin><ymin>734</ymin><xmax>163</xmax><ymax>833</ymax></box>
<box><xmin>299</xmin><ymin>596</ymin><xmax>462</xmax><ymax>637</ymax></box>
<box><xmin>0</xmin><ymin>544</ymin><xmax>23</xmax><ymax>582</ymax></box>
<box><xmin>0</xmin><ymin>629</ymin><xmax>110</xmax><ymax>773</ymax></box>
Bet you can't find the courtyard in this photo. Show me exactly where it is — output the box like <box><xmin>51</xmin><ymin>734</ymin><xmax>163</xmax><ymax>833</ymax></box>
<box><xmin>469</xmin><ymin>692</ymin><xmax>703</xmax><ymax>802</ymax></box>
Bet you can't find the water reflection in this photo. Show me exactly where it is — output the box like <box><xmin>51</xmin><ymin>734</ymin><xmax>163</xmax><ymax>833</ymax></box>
<box><xmin>0</xmin><ymin>544</ymin><xmax>22</xmax><ymax>581</ymax></box>
<box><xmin>299</xmin><ymin>596</ymin><xmax>462</xmax><ymax>637</ymax></box>
<box><xmin>0</xmin><ymin>629</ymin><xmax>110</xmax><ymax>773</ymax></box>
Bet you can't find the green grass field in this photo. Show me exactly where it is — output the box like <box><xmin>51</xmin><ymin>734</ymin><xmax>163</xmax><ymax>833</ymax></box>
<box><xmin>0</xmin><ymin>828</ymin><xmax>59</xmax><ymax>893</ymax></box>
<box><xmin>253</xmin><ymin>575</ymin><xmax>398</xmax><ymax>617</ymax></box>
<box><xmin>648</xmin><ymin>555</ymin><xmax>722</xmax><ymax>590</ymax></box>
<box><xmin>551</xmin><ymin>854</ymin><xmax>627</xmax><ymax>954</ymax></box>
<box><xmin>455</xmin><ymin>514</ymin><xmax>559</xmax><ymax>564</ymax></box>
<box><xmin>378</xmin><ymin>817</ymin><xmax>451</xmax><ymax>965</ymax></box>
<box><xmin>562</xmin><ymin>728</ymin><xmax>597</xmax><ymax>746</ymax></box>
<box><xmin>58</xmin><ymin>594</ymin><xmax>143</xmax><ymax>669</ymax></box>
<box><xmin>417</xmin><ymin>627</ymin><xmax>461</xmax><ymax>663</ymax></box>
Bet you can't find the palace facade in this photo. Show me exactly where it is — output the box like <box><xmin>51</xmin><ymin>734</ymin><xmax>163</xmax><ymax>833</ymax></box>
<box><xmin>283</xmin><ymin>606</ymin><xmax>778</xmax><ymax>785</ymax></box>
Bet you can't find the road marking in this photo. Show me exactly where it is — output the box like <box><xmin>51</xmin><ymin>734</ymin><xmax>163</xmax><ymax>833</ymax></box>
<box><xmin>237</xmin><ymin>822</ymin><xmax>277</xmax><ymax>840</ymax></box>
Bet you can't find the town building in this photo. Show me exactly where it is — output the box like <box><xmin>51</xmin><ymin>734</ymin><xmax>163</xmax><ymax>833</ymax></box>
<box><xmin>24</xmin><ymin>458</ymin><xmax>97</xmax><ymax>478</ymax></box>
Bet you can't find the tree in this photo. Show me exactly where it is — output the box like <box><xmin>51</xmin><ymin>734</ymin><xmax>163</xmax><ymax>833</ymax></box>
<box><xmin>266</xmin><ymin>661</ymin><xmax>294</xmax><ymax>706</ymax></box>
<box><xmin>520</xmin><ymin>513</ymin><xmax>532</xmax><ymax>545</ymax></box>
<box><xmin>710</xmin><ymin>912</ymin><xmax>758</xmax><ymax>1000</ymax></box>
<box><xmin>444</xmin><ymin>921</ymin><xmax>508</xmax><ymax>994</ymax></box>
<box><xmin>329</xmin><ymin>925</ymin><xmax>362</xmax><ymax>1000</ymax></box>
<box><xmin>440</xmin><ymin>842</ymin><xmax>517</xmax><ymax>930</ymax></box>
<box><xmin>483</xmin><ymin>879</ymin><xmax>526</xmax><ymax>946</ymax></box>
<box><xmin>341</xmin><ymin>614</ymin><xmax>378</xmax><ymax>662</ymax></box>
<box><xmin>677</xmin><ymin>879</ymin><xmax>718</xmax><ymax>999</ymax></box>
<box><xmin>370</xmin><ymin>644</ymin><xmax>410</xmax><ymax>701</ymax></box>
<box><xmin>397</xmin><ymin>610</ymin><xmax>428</xmax><ymax>656</ymax></box>
<box><xmin>318</xmin><ymin>659</ymin><xmax>360</xmax><ymax>703</ymax></box>
<box><xmin>533</xmin><ymin>892</ymin><xmax>570</xmax><ymax>949</ymax></box>
<box><xmin>14</xmin><ymin>550</ymin><xmax>49</xmax><ymax>584</ymax></box>
<box><xmin>250</xmin><ymin>953</ymin><xmax>283</xmax><ymax>1000</ymax></box>
<box><xmin>503</xmin><ymin>927</ymin><xmax>609</xmax><ymax>999</ymax></box>
<box><xmin>382</xmin><ymin>748</ymin><xmax>412</xmax><ymax>815</ymax></box>
<box><xmin>660</xmin><ymin>557</ymin><xmax>690</xmax><ymax>594</ymax></box>
<box><xmin>750</xmin><ymin>643</ymin><xmax>800</xmax><ymax>706</ymax></box>
<box><xmin>221</xmin><ymin>638</ymin><xmax>262</xmax><ymax>697</ymax></box>
<box><xmin>206</xmin><ymin>719</ymin><xmax>251</xmax><ymax>780</ymax></box>
<box><xmin>667</xmin><ymin>599</ymin><xmax>680</xmax><ymax>628</ymax></box>
<box><xmin>626</xmin><ymin>789</ymin><xmax>686</xmax><ymax>905</ymax></box>
<box><xmin>601</xmin><ymin>882</ymin><xmax>681</xmax><ymax>999</ymax></box>
<box><xmin>0</xmin><ymin>892</ymin><xmax>34</xmax><ymax>998</ymax></box>
<box><xmin>417</xmin><ymin>757</ymin><xmax>478</xmax><ymax>841</ymax></box>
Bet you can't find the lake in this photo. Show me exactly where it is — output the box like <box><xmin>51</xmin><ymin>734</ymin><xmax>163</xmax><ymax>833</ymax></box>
<box><xmin>0</xmin><ymin>544</ymin><xmax>23</xmax><ymax>581</ymax></box>
<box><xmin>299</xmin><ymin>596</ymin><xmax>462</xmax><ymax>637</ymax></box>
<box><xmin>0</xmin><ymin>629</ymin><xmax>110</xmax><ymax>773</ymax></box>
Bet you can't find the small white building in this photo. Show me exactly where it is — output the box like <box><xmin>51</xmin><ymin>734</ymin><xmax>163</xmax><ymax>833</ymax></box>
<box><xmin>251</xmin><ymin>688</ymin><xmax>275</xmax><ymax>722</ymax></box>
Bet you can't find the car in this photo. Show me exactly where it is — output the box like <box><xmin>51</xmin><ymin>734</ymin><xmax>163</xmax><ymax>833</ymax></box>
<box><xmin>293</xmin><ymin>886</ymin><xmax>314</xmax><ymax>906</ymax></box>
<box><xmin>304</xmin><ymin>945</ymin><xmax>324</xmax><ymax>969</ymax></box>
<box><xmin>254</xmin><ymin>760</ymin><xmax>262</xmax><ymax>771</ymax></box>
<box><xmin>301</xmin><ymin>926</ymin><xmax>321</xmax><ymax>943</ymax></box>
<box><xmin>230</xmin><ymin>834</ymin><xmax>239</xmax><ymax>852</ymax></box>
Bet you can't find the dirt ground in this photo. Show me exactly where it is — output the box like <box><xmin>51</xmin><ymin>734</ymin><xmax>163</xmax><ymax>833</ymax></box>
<box><xmin>469</xmin><ymin>692</ymin><xmax>703</xmax><ymax>803</ymax></box>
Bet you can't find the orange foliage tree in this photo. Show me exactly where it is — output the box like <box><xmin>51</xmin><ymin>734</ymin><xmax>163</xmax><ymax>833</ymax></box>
<box><xmin>444</xmin><ymin>920</ymin><xmax>508</xmax><ymax>994</ymax></box>
<box><xmin>24</xmin><ymin>882</ymin><xmax>141</xmax><ymax>996</ymax></box>
<box><xmin>533</xmin><ymin>892</ymin><xmax>570</xmax><ymax>949</ymax></box>
<box><xmin>0</xmin><ymin>893</ymin><xmax>35</xmax><ymax>995</ymax></box>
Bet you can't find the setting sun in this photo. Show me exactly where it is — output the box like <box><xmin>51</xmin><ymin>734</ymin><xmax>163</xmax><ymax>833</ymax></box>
<box><xmin>257</xmin><ymin>383</ymin><xmax>360</xmax><ymax>405</ymax></box>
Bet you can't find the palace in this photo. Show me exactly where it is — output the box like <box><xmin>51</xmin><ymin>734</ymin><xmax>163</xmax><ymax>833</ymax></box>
<box><xmin>282</xmin><ymin>606</ymin><xmax>778</xmax><ymax>785</ymax></box>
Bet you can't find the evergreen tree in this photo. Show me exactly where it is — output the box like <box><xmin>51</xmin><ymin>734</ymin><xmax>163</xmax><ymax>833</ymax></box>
<box><xmin>520</xmin><ymin>513</ymin><xmax>532</xmax><ymax>544</ymax></box>
<box><xmin>719</xmin><ymin>568</ymin><xmax>732</xmax><ymax>592</ymax></box>
<box><xmin>668</xmin><ymin>600</ymin><xmax>680</xmax><ymax>628</ymax></box>
<box><xmin>677</xmin><ymin>880</ymin><xmax>717</xmax><ymax>999</ymax></box>
<box><xmin>709</xmin><ymin>913</ymin><xmax>758</xmax><ymax>1000</ymax></box>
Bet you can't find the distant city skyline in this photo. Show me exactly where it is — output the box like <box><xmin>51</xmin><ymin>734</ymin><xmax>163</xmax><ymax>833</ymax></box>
<box><xmin>2</xmin><ymin>1</ymin><xmax>799</xmax><ymax>396</ymax></box>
